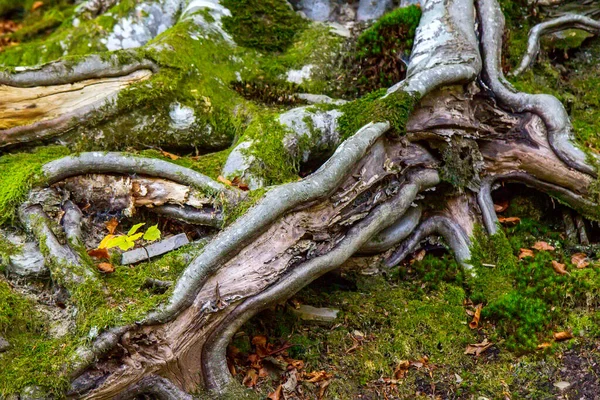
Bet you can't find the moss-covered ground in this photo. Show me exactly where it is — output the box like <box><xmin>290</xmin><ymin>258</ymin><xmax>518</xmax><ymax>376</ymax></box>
<box><xmin>233</xmin><ymin>187</ymin><xmax>600</xmax><ymax>399</ymax></box>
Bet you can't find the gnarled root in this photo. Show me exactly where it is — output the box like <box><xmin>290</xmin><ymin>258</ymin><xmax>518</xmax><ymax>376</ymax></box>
<box><xmin>512</xmin><ymin>13</ymin><xmax>600</xmax><ymax>76</ymax></box>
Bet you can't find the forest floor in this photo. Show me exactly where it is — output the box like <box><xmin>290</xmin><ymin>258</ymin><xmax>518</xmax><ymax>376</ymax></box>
<box><xmin>230</xmin><ymin>187</ymin><xmax>600</xmax><ymax>400</ymax></box>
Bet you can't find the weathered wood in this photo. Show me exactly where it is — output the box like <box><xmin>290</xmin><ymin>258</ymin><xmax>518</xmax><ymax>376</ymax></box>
<box><xmin>121</xmin><ymin>234</ymin><xmax>190</xmax><ymax>265</ymax></box>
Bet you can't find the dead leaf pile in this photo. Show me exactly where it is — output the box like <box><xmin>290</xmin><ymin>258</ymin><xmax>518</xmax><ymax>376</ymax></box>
<box><xmin>227</xmin><ymin>335</ymin><xmax>333</xmax><ymax>399</ymax></box>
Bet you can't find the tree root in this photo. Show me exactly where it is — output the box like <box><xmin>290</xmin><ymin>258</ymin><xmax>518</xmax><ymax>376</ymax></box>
<box><xmin>478</xmin><ymin>178</ymin><xmax>499</xmax><ymax>235</ymax></box>
<box><xmin>201</xmin><ymin>168</ymin><xmax>440</xmax><ymax>392</ymax></box>
<box><xmin>359</xmin><ymin>205</ymin><xmax>422</xmax><ymax>254</ymax></box>
<box><xmin>0</xmin><ymin>51</ymin><xmax>158</xmax><ymax>88</ymax></box>
<box><xmin>512</xmin><ymin>13</ymin><xmax>600</xmax><ymax>76</ymax></box>
<box><xmin>151</xmin><ymin>205</ymin><xmax>223</xmax><ymax>228</ymax></box>
<box><xmin>384</xmin><ymin>215</ymin><xmax>472</xmax><ymax>269</ymax></box>
<box><xmin>111</xmin><ymin>375</ymin><xmax>194</xmax><ymax>400</ymax></box>
<box><xmin>476</xmin><ymin>0</ymin><xmax>597</xmax><ymax>177</ymax></box>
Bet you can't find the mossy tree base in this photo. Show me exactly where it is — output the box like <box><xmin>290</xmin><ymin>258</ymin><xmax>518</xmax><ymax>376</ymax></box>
<box><xmin>1</xmin><ymin>0</ymin><xmax>600</xmax><ymax>398</ymax></box>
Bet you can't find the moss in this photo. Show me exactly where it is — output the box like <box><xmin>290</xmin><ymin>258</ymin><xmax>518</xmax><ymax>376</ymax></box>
<box><xmin>338</xmin><ymin>88</ymin><xmax>419</xmax><ymax>139</ymax></box>
<box><xmin>222</xmin><ymin>187</ymin><xmax>266</xmax><ymax>225</ymax></box>
<box><xmin>0</xmin><ymin>146</ymin><xmax>71</xmax><ymax>227</ymax></box>
<box><xmin>221</xmin><ymin>0</ymin><xmax>307</xmax><ymax>53</ymax></box>
<box><xmin>438</xmin><ymin>138</ymin><xmax>483</xmax><ymax>190</ymax></box>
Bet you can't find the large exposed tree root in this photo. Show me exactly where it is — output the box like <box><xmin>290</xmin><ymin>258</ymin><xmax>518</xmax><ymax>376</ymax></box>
<box><xmin>3</xmin><ymin>0</ymin><xmax>600</xmax><ymax>398</ymax></box>
<box><xmin>512</xmin><ymin>13</ymin><xmax>600</xmax><ymax>76</ymax></box>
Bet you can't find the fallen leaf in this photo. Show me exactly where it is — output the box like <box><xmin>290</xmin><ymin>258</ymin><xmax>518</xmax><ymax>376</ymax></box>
<box><xmin>31</xmin><ymin>1</ymin><xmax>43</xmax><ymax>11</ymax></box>
<box><xmin>305</xmin><ymin>370</ymin><xmax>333</xmax><ymax>383</ymax></box>
<box><xmin>519</xmin><ymin>248</ymin><xmax>534</xmax><ymax>259</ymax></box>
<box><xmin>551</xmin><ymin>260</ymin><xmax>567</xmax><ymax>275</ymax></box>
<box><xmin>231</xmin><ymin>176</ymin><xmax>249</xmax><ymax>191</ymax></box>
<box><xmin>242</xmin><ymin>369</ymin><xmax>258</xmax><ymax>387</ymax></box>
<box><xmin>106</xmin><ymin>218</ymin><xmax>118</xmax><ymax>234</ymax></box>
<box><xmin>553</xmin><ymin>331</ymin><xmax>573</xmax><ymax>341</ymax></box>
<box><xmin>469</xmin><ymin>303</ymin><xmax>483</xmax><ymax>329</ymax></box>
<box><xmin>494</xmin><ymin>200</ymin><xmax>509</xmax><ymax>213</ymax></box>
<box><xmin>268</xmin><ymin>385</ymin><xmax>283</xmax><ymax>400</ymax></box>
<box><xmin>498</xmin><ymin>216</ymin><xmax>520</xmax><ymax>225</ymax></box>
<box><xmin>571</xmin><ymin>253</ymin><xmax>590</xmax><ymax>269</ymax></box>
<box><xmin>537</xmin><ymin>342</ymin><xmax>552</xmax><ymax>350</ymax></box>
<box><xmin>160</xmin><ymin>150</ymin><xmax>180</xmax><ymax>160</ymax></box>
<box><xmin>87</xmin><ymin>248</ymin><xmax>109</xmax><ymax>260</ymax></box>
<box><xmin>217</xmin><ymin>175</ymin><xmax>232</xmax><ymax>186</ymax></box>
<box><xmin>533</xmin><ymin>241</ymin><xmax>555</xmax><ymax>251</ymax></box>
<box><xmin>394</xmin><ymin>360</ymin><xmax>410</xmax><ymax>379</ymax></box>
<box><xmin>465</xmin><ymin>339</ymin><xmax>493</xmax><ymax>356</ymax></box>
<box><xmin>97</xmin><ymin>262</ymin><xmax>115</xmax><ymax>273</ymax></box>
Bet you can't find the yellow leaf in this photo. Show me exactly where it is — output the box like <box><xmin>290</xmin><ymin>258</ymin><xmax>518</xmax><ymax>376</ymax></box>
<box><xmin>98</xmin><ymin>234</ymin><xmax>114</xmax><ymax>249</ymax></box>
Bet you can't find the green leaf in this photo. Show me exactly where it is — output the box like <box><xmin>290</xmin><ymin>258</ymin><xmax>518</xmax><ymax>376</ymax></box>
<box><xmin>128</xmin><ymin>232</ymin><xmax>144</xmax><ymax>242</ymax></box>
<box><xmin>118</xmin><ymin>237</ymin><xmax>136</xmax><ymax>251</ymax></box>
<box><xmin>128</xmin><ymin>223</ymin><xmax>145</xmax><ymax>236</ymax></box>
<box><xmin>143</xmin><ymin>225</ymin><xmax>161</xmax><ymax>242</ymax></box>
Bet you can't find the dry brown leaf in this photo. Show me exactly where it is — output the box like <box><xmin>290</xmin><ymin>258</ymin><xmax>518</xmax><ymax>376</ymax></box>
<box><xmin>285</xmin><ymin>358</ymin><xmax>304</xmax><ymax>371</ymax></box>
<box><xmin>519</xmin><ymin>248</ymin><xmax>535</xmax><ymax>259</ymax></box>
<box><xmin>31</xmin><ymin>1</ymin><xmax>44</xmax><ymax>11</ymax></box>
<box><xmin>305</xmin><ymin>370</ymin><xmax>333</xmax><ymax>383</ymax></box>
<box><xmin>553</xmin><ymin>331</ymin><xmax>573</xmax><ymax>341</ymax></box>
<box><xmin>160</xmin><ymin>150</ymin><xmax>179</xmax><ymax>160</ymax></box>
<box><xmin>318</xmin><ymin>378</ymin><xmax>331</xmax><ymax>400</ymax></box>
<box><xmin>537</xmin><ymin>342</ymin><xmax>552</xmax><ymax>350</ymax></box>
<box><xmin>217</xmin><ymin>175</ymin><xmax>232</xmax><ymax>186</ymax></box>
<box><xmin>571</xmin><ymin>253</ymin><xmax>590</xmax><ymax>269</ymax></box>
<box><xmin>231</xmin><ymin>176</ymin><xmax>250</xmax><ymax>191</ymax></box>
<box><xmin>268</xmin><ymin>385</ymin><xmax>283</xmax><ymax>400</ymax></box>
<box><xmin>394</xmin><ymin>360</ymin><xmax>410</xmax><ymax>379</ymax></box>
<box><xmin>498</xmin><ymin>216</ymin><xmax>520</xmax><ymax>225</ymax></box>
<box><xmin>533</xmin><ymin>241</ymin><xmax>555</xmax><ymax>251</ymax></box>
<box><xmin>87</xmin><ymin>248</ymin><xmax>109</xmax><ymax>260</ymax></box>
<box><xmin>464</xmin><ymin>339</ymin><xmax>493</xmax><ymax>356</ymax></box>
<box><xmin>469</xmin><ymin>304</ymin><xmax>482</xmax><ymax>330</ymax></box>
<box><xmin>494</xmin><ymin>200</ymin><xmax>509</xmax><ymax>213</ymax></box>
<box><xmin>106</xmin><ymin>218</ymin><xmax>118</xmax><ymax>234</ymax></box>
<box><xmin>242</xmin><ymin>369</ymin><xmax>258</xmax><ymax>387</ymax></box>
<box><xmin>97</xmin><ymin>262</ymin><xmax>115</xmax><ymax>273</ymax></box>
<box><xmin>551</xmin><ymin>260</ymin><xmax>567</xmax><ymax>275</ymax></box>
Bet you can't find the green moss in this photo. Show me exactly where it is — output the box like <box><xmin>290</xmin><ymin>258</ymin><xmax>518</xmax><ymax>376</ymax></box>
<box><xmin>223</xmin><ymin>187</ymin><xmax>266</xmax><ymax>225</ymax></box>
<box><xmin>221</xmin><ymin>0</ymin><xmax>307</xmax><ymax>53</ymax></box>
<box><xmin>0</xmin><ymin>146</ymin><xmax>71</xmax><ymax>226</ymax></box>
<box><xmin>338</xmin><ymin>88</ymin><xmax>419</xmax><ymax>139</ymax></box>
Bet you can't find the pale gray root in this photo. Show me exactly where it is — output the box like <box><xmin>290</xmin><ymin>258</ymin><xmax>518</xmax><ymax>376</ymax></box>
<box><xmin>478</xmin><ymin>178</ymin><xmax>499</xmax><ymax>235</ymax></box>
<box><xmin>476</xmin><ymin>0</ymin><xmax>597</xmax><ymax>176</ymax></box>
<box><xmin>387</xmin><ymin>0</ymin><xmax>482</xmax><ymax>97</ymax></box>
<box><xmin>512</xmin><ymin>13</ymin><xmax>600</xmax><ymax>76</ymax></box>
<box><xmin>359</xmin><ymin>205</ymin><xmax>422</xmax><ymax>254</ymax></box>
<box><xmin>42</xmin><ymin>152</ymin><xmax>238</xmax><ymax>201</ymax></box>
<box><xmin>111</xmin><ymin>375</ymin><xmax>194</xmax><ymax>400</ymax></box>
<box><xmin>70</xmin><ymin>325</ymin><xmax>134</xmax><ymax>380</ymax></box>
<box><xmin>142</xmin><ymin>121</ymin><xmax>392</xmax><ymax>325</ymax></box>
<box><xmin>201</xmin><ymin>168</ymin><xmax>440</xmax><ymax>392</ymax></box>
<box><xmin>0</xmin><ymin>51</ymin><xmax>157</xmax><ymax>88</ymax></box>
<box><xmin>62</xmin><ymin>200</ymin><xmax>84</xmax><ymax>245</ymax></box>
<box><xmin>78</xmin><ymin>0</ymin><xmax>119</xmax><ymax>16</ymax></box>
<box><xmin>18</xmin><ymin>204</ymin><xmax>95</xmax><ymax>288</ymax></box>
<box><xmin>151</xmin><ymin>205</ymin><xmax>223</xmax><ymax>228</ymax></box>
<box><xmin>574</xmin><ymin>214</ymin><xmax>590</xmax><ymax>245</ymax></box>
<box><xmin>385</xmin><ymin>215</ymin><xmax>472</xmax><ymax>269</ymax></box>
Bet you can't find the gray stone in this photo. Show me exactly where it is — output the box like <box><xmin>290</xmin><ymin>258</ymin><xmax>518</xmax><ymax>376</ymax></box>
<box><xmin>400</xmin><ymin>0</ymin><xmax>421</xmax><ymax>5</ymax></box>
<box><xmin>222</xmin><ymin>140</ymin><xmax>264</xmax><ymax>189</ymax></box>
<box><xmin>7</xmin><ymin>242</ymin><xmax>49</xmax><ymax>279</ymax></box>
<box><xmin>121</xmin><ymin>233</ymin><xmax>190</xmax><ymax>265</ymax></box>
<box><xmin>357</xmin><ymin>0</ymin><xmax>393</xmax><ymax>21</ymax></box>
<box><xmin>20</xmin><ymin>386</ymin><xmax>47</xmax><ymax>400</ymax></box>
<box><xmin>0</xmin><ymin>336</ymin><xmax>10</xmax><ymax>352</ymax></box>
<box><xmin>291</xmin><ymin>304</ymin><xmax>339</xmax><ymax>324</ymax></box>
<box><xmin>298</xmin><ymin>0</ymin><xmax>332</xmax><ymax>21</ymax></box>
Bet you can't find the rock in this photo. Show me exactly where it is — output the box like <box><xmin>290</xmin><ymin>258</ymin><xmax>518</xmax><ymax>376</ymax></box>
<box><xmin>286</xmin><ymin>64</ymin><xmax>314</xmax><ymax>84</ymax></box>
<box><xmin>20</xmin><ymin>386</ymin><xmax>47</xmax><ymax>400</ymax></box>
<box><xmin>0</xmin><ymin>336</ymin><xmax>10</xmax><ymax>352</ymax></box>
<box><xmin>400</xmin><ymin>0</ymin><xmax>421</xmax><ymax>5</ymax></box>
<box><xmin>121</xmin><ymin>233</ymin><xmax>190</xmax><ymax>265</ymax></box>
<box><xmin>169</xmin><ymin>102</ymin><xmax>196</xmax><ymax>130</ymax></box>
<box><xmin>291</xmin><ymin>304</ymin><xmax>339</xmax><ymax>324</ymax></box>
<box><xmin>357</xmin><ymin>0</ymin><xmax>393</xmax><ymax>21</ymax></box>
<box><xmin>222</xmin><ymin>140</ymin><xmax>264</xmax><ymax>189</ymax></box>
<box><xmin>280</xmin><ymin>106</ymin><xmax>343</xmax><ymax>163</ymax></box>
<box><xmin>7</xmin><ymin>242</ymin><xmax>49</xmax><ymax>280</ymax></box>
<box><xmin>297</xmin><ymin>0</ymin><xmax>332</xmax><ymax>21</ymax></box>
<box><xmin>297</xmin><ymin>93</ymin><xmax>348</xmax><ymax>105</ymax></box>
<box><xmin>554</xmin><ymin>381</ymin><xmax>571</xmax><ymax>390</ymax></box>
